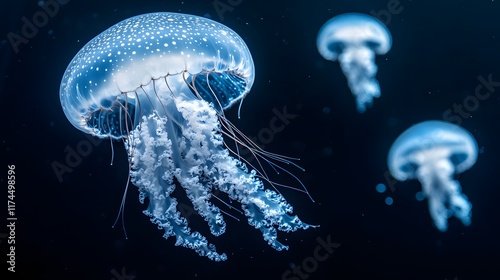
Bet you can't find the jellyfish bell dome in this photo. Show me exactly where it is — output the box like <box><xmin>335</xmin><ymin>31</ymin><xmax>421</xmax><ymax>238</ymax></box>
<box><xmin>388</xmin><ymin>120</ymin><xmax>478</xmax><ymax>181</ymax></box>
<box><xmin>60</xmin><ymin>12</ymin><xmax>255</xmax><ymax>138</ymax></box>
<box><xmin>317</xmin><ymin>13</ymin><xmax>392</xmax><ymax>61</ymax></box>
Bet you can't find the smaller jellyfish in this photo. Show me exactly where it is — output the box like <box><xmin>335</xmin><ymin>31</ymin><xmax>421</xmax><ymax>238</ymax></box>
<box><xmin>387</xmin><ymin>120</ymin><xmax>478</xmax><ymax>231</ymax></box>
<box><xmin>317</xmin><ymin>13</ymin><xmax>392</xmax><ymax>113</ymax></box>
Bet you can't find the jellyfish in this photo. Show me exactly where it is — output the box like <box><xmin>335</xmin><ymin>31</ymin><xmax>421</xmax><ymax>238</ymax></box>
<box><xmin>387</xmin><ymin>120</ymin><xmax>478</xmax><ymax>231</ymax></box>
<box><xmin>59</xmin><ymin>12</ymin><xmax>315</xmax><ymax>261</ymax></box>
<box><xmin>317</xmin><ymin>13</ymin><xmax>392</xmax><ymax>113</ymax></box>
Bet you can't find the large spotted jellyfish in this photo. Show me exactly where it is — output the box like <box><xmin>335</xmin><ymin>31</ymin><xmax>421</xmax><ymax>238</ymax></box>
<box><xmin>388</xmin><ymin>120</ymin><xmax>478</xmax><ymax>231</ymax></box>
<box><xmin>59</xmin><ymin>12</ymin><xmax>315</xmax><ymax>261</ymax></box>
<box><xmin>317</xmin><ymin>13</ymin><xmax>392</xmax><ymax>113</ymax></box>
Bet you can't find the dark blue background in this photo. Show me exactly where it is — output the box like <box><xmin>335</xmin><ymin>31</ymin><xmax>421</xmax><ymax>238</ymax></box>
<box><xmin>2</xmin><ymin>0</ymin><xmax>500</xmax><ymax>279</ymax></box>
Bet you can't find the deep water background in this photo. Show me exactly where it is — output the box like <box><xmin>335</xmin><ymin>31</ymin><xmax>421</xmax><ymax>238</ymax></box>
<box><xmin>2</xmin><ymin>0</ymin><xmax>500</xmax><ymax>279</ymax></box>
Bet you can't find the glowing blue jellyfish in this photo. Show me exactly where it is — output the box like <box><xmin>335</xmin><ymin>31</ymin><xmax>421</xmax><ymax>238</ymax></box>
<box><xmin>388</xmin><ymin>120</ymin><xmax>478</xmax><ymax>231</ymax></box>
<box><xmin>59</xmin><ymin>12</ymin><xmax>314</xmax><ymax>261</ymax></box>
<box><xmin>317</xmin><ymin>13</ymin><xmax>392</xmax><ymax>113</ymax></box>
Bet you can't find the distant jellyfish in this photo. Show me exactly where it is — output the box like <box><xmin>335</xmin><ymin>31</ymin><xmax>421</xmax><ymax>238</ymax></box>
<box><xmin>60</xmin><ymin>12</ymin><xmax>315</xmax><ymax>261</ymax></box>
<box><xmin>317</xmin><ymin>13</ymin><xmax>392</xmax><ymax>113</ymax></box>
<box><xmin>388</xmin><ymin>120</ymin><xmax>478</xmax><ymax>231</ymax></box>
